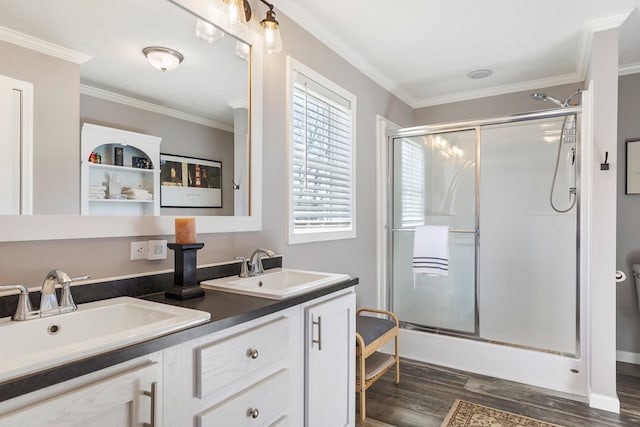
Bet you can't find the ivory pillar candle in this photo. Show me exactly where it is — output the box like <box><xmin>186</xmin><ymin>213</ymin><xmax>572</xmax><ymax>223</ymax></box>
<box><xmin>175</xmin><ymin>217</ymin><xmax>196</xmax><ymax>244</ymax></box>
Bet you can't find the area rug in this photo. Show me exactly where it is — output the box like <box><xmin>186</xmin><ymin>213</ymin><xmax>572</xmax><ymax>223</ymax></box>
<box><xmin>441</xmin><ymin>399</ymin><xmax>565</xmax><ymax>427</ymax></box>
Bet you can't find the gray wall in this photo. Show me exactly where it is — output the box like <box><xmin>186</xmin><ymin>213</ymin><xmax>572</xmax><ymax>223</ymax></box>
<box><xmin>0</xmin><ymin>40</ymin><xmax>79</xmax><ymax>214</ymax></box>
<box><xmin>0</xmin><ymin>11</ymin><xmax>414</xmax><ymax>311</ymax></box>
<box><xmin>80</xmin><ymin>94</ymin><xmax>235</xmax><ymax>216</ymax></box>
<box><xmin>616</xmin><ymin>72</ymin><xmax>640</xmax><ymax>354</ymax></box>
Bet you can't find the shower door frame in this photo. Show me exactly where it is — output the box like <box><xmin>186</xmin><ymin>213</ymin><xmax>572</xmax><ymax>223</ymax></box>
<box><xmin>386</xmin><ymin>106</ymin><xmax>582</xmax><ymax>356</ymax></box>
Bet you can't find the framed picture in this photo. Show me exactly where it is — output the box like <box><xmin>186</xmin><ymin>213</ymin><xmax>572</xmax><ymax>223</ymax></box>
<box><xmin>627</xmin><ymin>140</ymin><xmax>640</xmax><ymax>194</ymax></box>
<box><xmin>160</xmin><ymin>154</ymin><xmax>222</xmax><ymax>208</ymax></box>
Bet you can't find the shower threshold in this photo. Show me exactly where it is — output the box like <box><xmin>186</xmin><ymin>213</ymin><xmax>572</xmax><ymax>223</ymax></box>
<box><xmin>399</xmin><ymin>321</ymin><xmax>578</xmax><ymax>358</ymax></box>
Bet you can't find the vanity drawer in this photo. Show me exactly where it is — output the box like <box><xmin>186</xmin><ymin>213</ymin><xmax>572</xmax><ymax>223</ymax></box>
<box><xmin>196</xmin><ymin>316</ymin><xmax>289</xmax><ymax>398</ymax></box>
<box><xmin>197</xmin><ymin>369</ymin><xmax>289</xmax><ymax>427</ymax></box>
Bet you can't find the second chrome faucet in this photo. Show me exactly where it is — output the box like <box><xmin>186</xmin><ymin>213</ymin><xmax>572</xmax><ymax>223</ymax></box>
<box><xmin>235</xmin><ymin>248</ymin><xmax>275</xmax><ymax>278</ymax></box>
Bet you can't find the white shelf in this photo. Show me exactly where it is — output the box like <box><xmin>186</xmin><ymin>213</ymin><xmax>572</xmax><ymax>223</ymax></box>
<box><xmin>81</xmin><ymin>123</ymin><xmax>161</xmax><ymax>216</ymax></box>
<box><xmin>87</xmin><ymin>163</ymin><xmax>155</xmax><ymax>174</ymax></box>
<box><xmin>89</xmin><ymin>198</ymin><xmax>154</xmax><ymax>203</ymax></box>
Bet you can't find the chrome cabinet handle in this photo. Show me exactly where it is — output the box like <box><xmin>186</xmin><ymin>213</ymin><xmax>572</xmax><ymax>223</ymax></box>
<box><xmin>142</xmin><ymin>381</ymin><xmax>157</xmax><ymax>427</ymax></box>
<box><xmin>312</xmin><ymin>316</ymin><xmax>322</xmax><ymax>351</ymax></box>
<box><xmin>248</xmin><ymin>348</ymin><xmax>259</xmax><ymax>359</ymax></box>
<box><xmin>248</xmin><ymin>408</ymin><xmax>260</xmax><ymax>419</ymax></box>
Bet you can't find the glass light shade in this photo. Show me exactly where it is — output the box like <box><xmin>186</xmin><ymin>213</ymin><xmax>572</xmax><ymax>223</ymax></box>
<box><xmin>195</xmin><ymin>18</ymin><xmax>224</xmax><ymax>44</ymax></box>
<box><xmin>235</xmin><ymin>41</ymin><xmax>250</xmax><ymax>61</ymax></box>
<box><xmin>224</xmin><ymin>0</ymin><xmax>246</xmax><ymax>24</ymax></box>
<box><xmin>143</xmin><ymin>47</ymin><xmax>184</xmax><ymax>72</ymax></box>
<box><xmin>261</xmin><ymin>20</ymin><xmax>282</xmax><ymax>54</ymax></box>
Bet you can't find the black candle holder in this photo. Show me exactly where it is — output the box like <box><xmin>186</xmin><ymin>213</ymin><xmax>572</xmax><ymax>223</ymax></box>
<box><xmin>165</xmin><ymin>243</ymin><xmax>205</xmax><ymax>300</ymax></box>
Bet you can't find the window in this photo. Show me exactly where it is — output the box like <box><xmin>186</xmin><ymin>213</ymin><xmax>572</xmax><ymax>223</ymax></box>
<box><xmin>287</xmin><ymin>57</ymin><xmax>356</xmax><ymax>244</ymax></box>
<box><xmin>400</xmin><ymin>139</ymin><xmax>425</xmax><ymax>227</ymax></box>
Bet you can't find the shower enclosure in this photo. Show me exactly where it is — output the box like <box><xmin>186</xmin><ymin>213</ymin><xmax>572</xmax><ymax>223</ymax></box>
<box><xmin>388</xmin><ymin>108</ymin><xmax>580</xmax><ymax>355</ymax></box>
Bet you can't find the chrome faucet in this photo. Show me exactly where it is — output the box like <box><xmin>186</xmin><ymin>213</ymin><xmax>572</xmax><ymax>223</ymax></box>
<box><xmin>1</xmin><ymin>271</ymin><xmax>89</xmax><ymax>321</ymax></box>
<box><xmin>248</xmin><ymin>248</ymin><xmax>275</xmax><ymax>276</ymax></box>
<box><xmin>41</xmin><ymin>270</ymin><xmax>89</xmax><ymax>316</ymax></box>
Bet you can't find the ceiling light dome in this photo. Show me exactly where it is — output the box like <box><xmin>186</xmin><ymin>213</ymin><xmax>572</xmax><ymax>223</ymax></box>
<box><xmin>143</xmin><ymin>47</ymin><xmax>184</xmax><ymax>72</ymax></box>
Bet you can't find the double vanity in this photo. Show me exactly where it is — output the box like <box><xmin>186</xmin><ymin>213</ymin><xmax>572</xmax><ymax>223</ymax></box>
<box><xmin>0</xmin><ymin>260</ymin><xmax>357</xmax><ymax>426</ymax></box>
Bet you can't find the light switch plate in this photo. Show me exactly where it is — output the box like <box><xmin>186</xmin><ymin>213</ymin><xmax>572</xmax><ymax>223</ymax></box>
<box><xmin>147</xmin><ymin>240</ymin><xmax>168</xmax><ymax>260</ymax></box>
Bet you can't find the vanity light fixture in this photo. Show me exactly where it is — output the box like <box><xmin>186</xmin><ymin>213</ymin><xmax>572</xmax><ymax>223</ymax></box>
<box><xmin>224</xmin><ymin>0</ymin><xmax>282</xmax><ymax>54</ymax></box>
<box><xmin>224</xmin><ymin>0</ymin><xmax>249</xmax><ymax>24</ymax></box>
<box><xmin>143</xmin><ymin>47</ymin><xmax>184</xmax><ymax>72</ymax></box>
<box><xmin>195</xmin><ymin>18</ymin><xmax>225</xmax><ymax>44</ymax></box>
<box><xmin>259</xmin><ymin>0</ymin><xmax>282</xmax><ymax>54</ymax></box>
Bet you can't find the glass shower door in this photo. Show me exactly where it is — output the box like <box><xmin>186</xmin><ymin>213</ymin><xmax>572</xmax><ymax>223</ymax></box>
<box><xmin>391</xmin><ymin>130</ymin><xmax>477</xmax><ymax>333</ymax></box>
<box><xmin>478</xmin><ymin>117</ymin><xmax>577</xmax><ymax>354</ymax></box>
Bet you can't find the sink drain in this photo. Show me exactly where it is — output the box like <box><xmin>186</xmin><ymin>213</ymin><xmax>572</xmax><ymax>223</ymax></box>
<box><xmin>47</xmin><ymin>324</ymin><xmax>61</xmax><ymax>335</ymax></box>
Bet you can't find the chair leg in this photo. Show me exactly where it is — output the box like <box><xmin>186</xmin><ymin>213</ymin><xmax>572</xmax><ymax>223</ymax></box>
<box><xmin>359</xmin><ymin>353</ymin><xmax>366</xmax><ymax>421</ymax></box>
<box><xmin>395</xmin><ymin>335</ymin><xmax>400</xmax><ymax>384</ymax></box>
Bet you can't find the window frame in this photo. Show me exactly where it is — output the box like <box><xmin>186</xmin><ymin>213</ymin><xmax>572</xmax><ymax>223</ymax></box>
<box><xmin>286</xmin><ymin>56</ymin><xmax>357</xmax><ymax>244</ymax></box>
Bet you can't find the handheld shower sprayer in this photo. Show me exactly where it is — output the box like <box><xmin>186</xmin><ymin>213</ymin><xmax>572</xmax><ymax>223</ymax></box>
<box><xmin>529</xmin><ymin>89</ymin><xmax>581</xmax><ymax>108</ymax></box>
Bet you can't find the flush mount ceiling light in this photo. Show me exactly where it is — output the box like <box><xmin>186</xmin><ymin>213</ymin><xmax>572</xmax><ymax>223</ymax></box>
<box><xmin>224</xmin><ymin>0</ymin><xmax>282</xmax><ymax>54</ymax></box>
<box><xmin>143</xmin><ymin>47</ymin><xmax>184</xmax><ymax>72</ymax></box>
<box><xmin>195</xmin><ymin>18</ymin><xmax>224</xmax><ymax>44</ymax></box>
<box><xmin>467</xmin><ymin>69</ymin><xmax>493</xmax><ymax>79</ymax></box>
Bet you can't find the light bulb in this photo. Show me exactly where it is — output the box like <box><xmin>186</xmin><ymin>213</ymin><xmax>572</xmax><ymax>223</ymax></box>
<box><xmin>224</xmin><ymin>0</ymin><xmax>246</xmax><ymax>24</ymax></box>
<box><xmin>235</xmin><ymin>41</ymin><xmax>250</xmax><ymax>61</ymax></box>
<box><xmin>260</xmin><ymin>9</ymin><xmax>282</xmax><ymax>54</ymax></box>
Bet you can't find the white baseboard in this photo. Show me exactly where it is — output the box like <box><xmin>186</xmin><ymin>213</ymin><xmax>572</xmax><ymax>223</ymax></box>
<box><xmin>589</xmin><ymin>393</ymin><xmax>620</xmax><ymax>413</ymax></box>
<box><xmin>616</xmin><ymin>350</ymin><xmax>640</xmax><ymax>364</ymax></box>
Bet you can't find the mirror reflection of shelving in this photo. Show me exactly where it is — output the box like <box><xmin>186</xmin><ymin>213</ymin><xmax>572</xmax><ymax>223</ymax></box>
<box><xmin>81</xmin><ymin>123</ymin><xmax>161</xmax><ymax>216</ymax></box>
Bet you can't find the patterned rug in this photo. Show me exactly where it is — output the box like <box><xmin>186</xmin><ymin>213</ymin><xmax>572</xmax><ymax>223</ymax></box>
<box><xmin>441</xmin><ymin>399</ymin><xmax>565</xmax><ymax>427</ymax></box>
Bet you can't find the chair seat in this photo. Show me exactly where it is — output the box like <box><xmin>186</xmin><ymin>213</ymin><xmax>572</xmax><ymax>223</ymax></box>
<box><xmin>356</xmin><ymin>316</ymin><xmax>396</xmax><ymax>346</ymax></box>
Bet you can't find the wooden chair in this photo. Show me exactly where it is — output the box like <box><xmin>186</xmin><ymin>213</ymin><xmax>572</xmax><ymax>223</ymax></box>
<box><xmin>355</xmin><ymin>308</ymin><xmax>400</xmax><ymax>421</ymax></box>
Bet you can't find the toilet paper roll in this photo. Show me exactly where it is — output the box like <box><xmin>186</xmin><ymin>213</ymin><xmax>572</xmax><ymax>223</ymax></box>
<box><xmin>616</xmin><ymin>270</ymin><xmax>627</xmax><ymax>283</ymax></box>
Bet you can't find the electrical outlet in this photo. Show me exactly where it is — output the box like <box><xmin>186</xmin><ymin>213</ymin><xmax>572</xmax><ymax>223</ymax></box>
<box><xmin>130</xmin><ymin>241</ymin><xmax>148</xmax><ymax>261</ymax></box>
<box><xmin>147</xmin><ymin>240</ymin><xmax>167</xmax><ymax>260</ymax></box>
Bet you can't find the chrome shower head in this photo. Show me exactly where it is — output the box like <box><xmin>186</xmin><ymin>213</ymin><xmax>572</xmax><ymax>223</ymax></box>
<box><xmin>530</xmin><ymin>92</ymin><xmax>564</xmax><ymax>107</ymax></box>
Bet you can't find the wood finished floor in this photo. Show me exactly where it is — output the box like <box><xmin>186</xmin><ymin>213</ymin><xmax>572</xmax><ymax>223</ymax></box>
<box><xmin>356</xmin><ymin>358</ymin><xmax>640</xmax><ymax>427</ymax></box>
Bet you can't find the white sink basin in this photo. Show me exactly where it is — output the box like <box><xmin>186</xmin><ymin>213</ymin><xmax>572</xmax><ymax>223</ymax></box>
<box><xmin>200</xmin><ymin>268</ymin><xmax>350</xmax><ymax>300</ymax></box>
<box><xmin>0</xmin><ymin>297</ymin><xmax>210</xmax><ymax>381</ymax></box>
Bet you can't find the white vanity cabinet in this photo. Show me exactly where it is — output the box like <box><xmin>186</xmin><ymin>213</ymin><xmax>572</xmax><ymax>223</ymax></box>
<box><xmin>81</xmin><ymin>123</ymin><xmax>161</xmax><ymax>216</ymax></box>
<box><xmin>162</xmin><ymin>306</ymin><xmax>303</xmax><ymax>427</ymax></box>
<box><xmin>303</xmin><ymin>290</ymin><xmax>356</xmax><ymax>427</ymax></box>
<box><xmin>0</xmin><ymin>352</ymin><xmax>162</xmax><ymax>427</ymax></box>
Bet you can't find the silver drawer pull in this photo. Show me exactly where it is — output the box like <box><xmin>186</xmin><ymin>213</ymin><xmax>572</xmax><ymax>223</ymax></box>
<box><xmin>248</xmin><ymin>408</ymin><xmax>260</xmax><ymax>419</ymax></box>
<box><xmin>248</xmin><ymin>348</ymin><xmax>259</xmax><ymax>359</ymax></box>
<box><xmin>312</xmin><ymin>316</ymin><xmax>322</xmax><ymax>350</ymax></box>
<box><xmin>142</xmin><ymin>381</ymin><xmax>157</xmax><ymax>427</ymax></box>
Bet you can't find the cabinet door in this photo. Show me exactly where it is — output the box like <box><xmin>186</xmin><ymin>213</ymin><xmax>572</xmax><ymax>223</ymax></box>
<box><xmin>0</xmin><ymin>362</ymin><xmax>161</xmax><ymax>427</ymax></box>
<box><xmin>305</xmin><ymin>291</ymin><xmax>356</xmax><ymax>427</ymax></box>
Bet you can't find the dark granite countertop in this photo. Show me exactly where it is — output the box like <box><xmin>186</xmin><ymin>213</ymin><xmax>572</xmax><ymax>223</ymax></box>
<box><xmin>0</xmin><ymin>276</ymin><xmax>358</xmax><ymax>403</ymax></box>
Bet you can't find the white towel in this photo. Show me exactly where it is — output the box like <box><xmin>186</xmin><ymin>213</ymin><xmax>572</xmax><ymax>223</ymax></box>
<box><xmin>413</xmin><ymin>225</ymin><xmax>449</xmax><ymax>277</ymax></box>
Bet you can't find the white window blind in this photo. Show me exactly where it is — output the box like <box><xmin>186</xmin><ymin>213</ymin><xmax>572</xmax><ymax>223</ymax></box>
<box><xmin>400</xmin><ymin>139</ymin><xmax>424</xmax><ymax>227</ymax></box>
<box><xmin>288</xmin><ymin>58</ymin><xmax>356</xmax><ymax>243</ymax></box>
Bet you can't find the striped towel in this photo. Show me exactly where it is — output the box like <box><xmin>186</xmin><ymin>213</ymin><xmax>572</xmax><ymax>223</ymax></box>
<box><xmin>413</xmin><ymin>225</ymin><xmax>449</xmax><ymax>277</ymax></box>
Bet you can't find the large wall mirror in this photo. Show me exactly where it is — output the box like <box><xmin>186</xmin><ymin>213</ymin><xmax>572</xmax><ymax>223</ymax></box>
<box><xmin>0</xmin><ymin>0</ymin><xmax>263</xmax><ymax>241</ymax></box>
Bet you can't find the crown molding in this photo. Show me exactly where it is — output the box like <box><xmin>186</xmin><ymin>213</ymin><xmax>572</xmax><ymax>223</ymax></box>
<box><xmin>619</xmin><ymin>62</ymin><xmax>640</xmax><ymax>76</ymax></box>
<box><xmin>274</xmin><ymin>0</ymin><xmax>416</xmax><ymax>107</ymax></box>
<box><xmin>80</xmin><ymin>84</ymin><xmax>233</xmax><ymax>132</ymax></box>
<box><xmin>585</xmin><ymin>9</ymin><xmax>633</xmax><ymax>33</ymax></box>
<box><xmin>412</xmin><ymin>73</ymin><xmax>583</xmax><ymax>109</ymax></box>
<box><xmin>0</xmin><ymin>25</ymin><xmax>91</xmax><ymax>64</ymax></box>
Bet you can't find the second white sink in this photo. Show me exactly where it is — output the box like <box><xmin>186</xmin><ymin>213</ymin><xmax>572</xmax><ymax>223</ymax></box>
<box><xmin>200</xmin><ymin>268</ymin><xmax>350</xmax><ymax>299</ymax></box>
<box><xmin>0</xmin><ymin>297</ymin><xmax>210</xmax><ymax>382</ymax></box>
